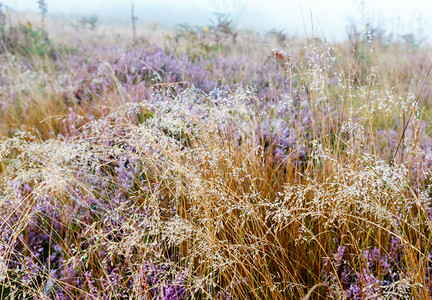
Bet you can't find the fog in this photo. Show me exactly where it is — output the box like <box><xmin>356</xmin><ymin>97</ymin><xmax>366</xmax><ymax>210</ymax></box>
<box><xmin>2</xmin><ymin>0</ymin><xmax>432</xmax><ymax>42</ymax></box>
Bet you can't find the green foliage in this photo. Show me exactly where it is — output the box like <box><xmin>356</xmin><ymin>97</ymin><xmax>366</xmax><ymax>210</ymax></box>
<box><xmin>18</xmin><ymin>22</ymin><xmax>53</xmax><ymax>58</ymax></box>
<box><xmin>171</xmin><ymin>13</ymin><xmax>239</xmax><ymax>61</ymax></box>
<box><xmin>79</xmin><ymin>15</ymin><xmax>98</xmax><ymax>31</ymax></box>
<box><xmin>0</xmin><ymin>17</ymin><xmax>76</xmax><ymax>60</ymax></box>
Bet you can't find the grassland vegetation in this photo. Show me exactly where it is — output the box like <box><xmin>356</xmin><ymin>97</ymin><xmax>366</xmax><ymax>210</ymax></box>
<box><xmin>0</xmin><ymin>7</ymin><xmax>431</xmax><ymax>300</ymax></box>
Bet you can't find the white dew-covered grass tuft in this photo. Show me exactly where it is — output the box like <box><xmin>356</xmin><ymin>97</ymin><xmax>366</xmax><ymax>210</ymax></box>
<box><xmin>1</xmin><ymin>11</ymin><xmax>432</xmax><ymax>299</ymax></box>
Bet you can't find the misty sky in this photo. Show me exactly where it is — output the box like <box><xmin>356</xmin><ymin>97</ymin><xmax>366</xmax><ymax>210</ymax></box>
<box><xmin>2</xmin><ymin>0</ymin><xmax>432</xmax><ymax>41</ymax></box>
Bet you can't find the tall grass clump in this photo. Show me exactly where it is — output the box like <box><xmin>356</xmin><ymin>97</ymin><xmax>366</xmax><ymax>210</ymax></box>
<box><xmin>0</xmin><ymin>11</ymin><xmax>432</xmax><ymax>299</ymax></box>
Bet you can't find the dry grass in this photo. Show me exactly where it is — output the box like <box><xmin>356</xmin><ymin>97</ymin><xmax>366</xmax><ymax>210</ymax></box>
<box><xmin>0</xmin><ymin>11</ymin><xmax>431</xmax><ymax>300</ymax></box>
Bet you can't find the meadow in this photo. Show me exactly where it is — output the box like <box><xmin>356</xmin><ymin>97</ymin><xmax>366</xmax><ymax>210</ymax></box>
<box><xmin>0</xmin><ymin>7</ymin><xmax>432</xmax><ymax>299</ymax></box>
